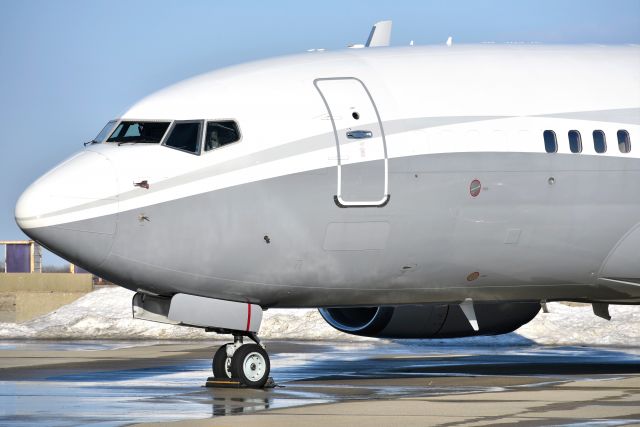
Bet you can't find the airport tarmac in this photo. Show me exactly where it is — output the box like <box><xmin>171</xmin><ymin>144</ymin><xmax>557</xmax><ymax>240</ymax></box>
<box><xmin>0</xmin><ymin>340</ymin><xmax>639</xmax><ymax>426</ymax></box>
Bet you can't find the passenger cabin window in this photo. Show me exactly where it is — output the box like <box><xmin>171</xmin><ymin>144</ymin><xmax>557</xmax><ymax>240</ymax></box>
<box><xmin>107</xmin><ymin>121</ymin><xmax>170</xmax><ymax>144</ymax></box>
<box><xmin>543</xmin><ymin>130</ymin><xmax>557</xmax><ymax>153</ymax></box>
<box><xmin>617</xmin><ymin>130</ymin><xmax>631</xmax><ymax>153</ymax></box>
<box><xmin>568</xmin><ymin>130</ymin><xmax>582</xmax><ymax>153</ymax></box>
<box><xmin>164</xmin><ymin>121</ymin><xmax>202</xmax><ymax>154</ymax></box>
<box><xmin>205</xmin><ymin>121</ymin><xmax>240</xmax><ymax>151</ymax></box>
<box><xmin>593</xmin><ymin>130</ymin><xmax>607</xmax><ymax>153</ymax></box>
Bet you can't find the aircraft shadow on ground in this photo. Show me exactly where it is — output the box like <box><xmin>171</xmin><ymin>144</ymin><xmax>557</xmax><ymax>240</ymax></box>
<box><xmin>281</xmin><ymin>346</ymin><xmax>640</xmax><ymax>381</ymax></box>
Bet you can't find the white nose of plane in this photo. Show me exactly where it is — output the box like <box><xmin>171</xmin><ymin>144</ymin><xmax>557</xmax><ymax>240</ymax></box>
<box><xmin>15</xmin><ymin>149</ymin><xmax>119</xmax><ymax>268</ymax></box>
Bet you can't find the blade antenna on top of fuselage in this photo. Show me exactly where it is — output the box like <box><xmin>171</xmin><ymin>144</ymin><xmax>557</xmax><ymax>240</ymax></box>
<box><xmin>365</xmin><ymin>20</ymin><xmax>392</xmax><ymax>47</ymax></box>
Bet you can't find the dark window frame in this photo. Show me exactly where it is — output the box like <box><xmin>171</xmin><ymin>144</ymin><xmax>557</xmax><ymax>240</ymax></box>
<box><xmin>543</xmin><ymin>130</ymin><xmax>557</xmax><ymax>153</ymax></box>
<box><xmin>593</xmin><ymin>130</ymin><xmax>607</xmax><ymax>153</ymax></box>
<box><xmin>568</xmin><ymin>130</ymin><xmax>582</xmax><ymax>154</ymax></box>
<box><xmin>203</xmin><ymin>120</ymin><xmax>242</xmax><ymax>153</ymax></box>
<box><xmin>617</xmin><ymin>129</ymin><xmax>631</xmax><ymax>153</ymax></box>
<box><xmin>162</xmin><ymin>120</ymin><xmax>204</xmax><ymax>155</ymax></box>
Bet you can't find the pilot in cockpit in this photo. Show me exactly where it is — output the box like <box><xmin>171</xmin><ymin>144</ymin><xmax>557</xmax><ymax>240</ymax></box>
<box><xmin>138</xmin><ymin>123</ymin><xmax>166</xmax><ymax>142</ymax></box>
<box><xmin>206</xmin><ymin>127</ymin><xmax>220</xmax><ymax>151</ymax></box>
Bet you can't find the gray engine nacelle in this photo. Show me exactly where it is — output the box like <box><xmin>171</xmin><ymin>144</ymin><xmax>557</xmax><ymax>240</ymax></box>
<box><xmin>318</xmin><ymin>302</ymin><xmax>541</xmax><ymax>338</ymax></box>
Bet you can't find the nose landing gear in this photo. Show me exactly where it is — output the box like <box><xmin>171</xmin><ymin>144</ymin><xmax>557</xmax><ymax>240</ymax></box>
<box><xmin>131</xmin><ymin>292</ymin><xmax>271</xmax><ymax>388</ymax></box>
<box><xmin>211</xmin><ymin>332</ymin><xmax>271</xmax><ymax>388</ymax></box>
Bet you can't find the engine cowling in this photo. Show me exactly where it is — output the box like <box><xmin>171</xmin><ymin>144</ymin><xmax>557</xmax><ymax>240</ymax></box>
<box><xmin>318</xmin><ymin>302</ymin><xmax>540</xmax><ymax>338</ymax></box>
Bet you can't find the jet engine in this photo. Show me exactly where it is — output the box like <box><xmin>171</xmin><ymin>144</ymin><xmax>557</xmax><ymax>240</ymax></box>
<box><xmin>318</xmin><ymin>302</ymin><xmax>540</xmax><ymax>338</ymax></box>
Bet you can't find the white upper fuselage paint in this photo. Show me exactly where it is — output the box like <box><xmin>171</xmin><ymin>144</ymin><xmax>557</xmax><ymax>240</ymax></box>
<box><xmin>16</xmin><ymin>45</ymin><xmax>640</xmax><ymax>229</ymax></box>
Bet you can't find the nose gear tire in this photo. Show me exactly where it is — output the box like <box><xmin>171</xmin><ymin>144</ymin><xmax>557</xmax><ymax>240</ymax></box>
<box><xmin>231</xmin><ymin>344</ymin><xmax>270</xmax><ymax>388</ymax></box>
<box><xmin>212</xmin><ymin>344</ymin><xmax>232</xmax><ymax>379</ymax></box>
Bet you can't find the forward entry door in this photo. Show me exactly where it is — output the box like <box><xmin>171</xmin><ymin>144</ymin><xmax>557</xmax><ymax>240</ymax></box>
<box><xmin>314</xmin><ymin>77</ymin><xmax>389</xmax><ymax>207</ymax></box>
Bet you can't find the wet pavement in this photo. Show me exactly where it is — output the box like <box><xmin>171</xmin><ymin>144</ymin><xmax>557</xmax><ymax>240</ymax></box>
<box><xmin>0</xmin><ymin>340</ymin><xmax>639</xmax><ymax>426</ymax></box>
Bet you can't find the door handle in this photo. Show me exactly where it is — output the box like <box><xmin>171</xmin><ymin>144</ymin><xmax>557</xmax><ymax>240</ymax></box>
<box><xmin>346</xmin><ymin>130</ymin><xmax>373</xmax><ymax>139</ymax></box>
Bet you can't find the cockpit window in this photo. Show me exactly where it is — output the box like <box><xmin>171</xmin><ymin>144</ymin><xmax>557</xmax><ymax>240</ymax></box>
<box><xmin>164</xmin><ymin>121</ymin><xmax>202</xmax><ymax>154</ymax></box>
<box><xmin>106</xmin><ymin>121</ymin><xmax>170</xmax><ymax>144</ymax></box>
<box><xmin>205</xmin><ymin>121</ymin><xmax>240</xmax><ymax>151</ymax></box>
<box><xmin>94</xmin><ymin>120</ymin><xmax>118</xmax><ymax>143</ymax></box>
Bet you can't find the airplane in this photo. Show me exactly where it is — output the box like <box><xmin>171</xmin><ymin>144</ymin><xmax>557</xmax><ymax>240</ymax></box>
<box><xmin>15</xmin><ymin>21</ymin><xmax>640</xmax><ymax>388</ymax></box>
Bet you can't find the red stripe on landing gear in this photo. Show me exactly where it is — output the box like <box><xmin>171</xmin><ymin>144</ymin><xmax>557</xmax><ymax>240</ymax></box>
<box><xmin>246</xmin><ymin>304</ymin><xmax>252</xmax><ymax>331</ymax></box>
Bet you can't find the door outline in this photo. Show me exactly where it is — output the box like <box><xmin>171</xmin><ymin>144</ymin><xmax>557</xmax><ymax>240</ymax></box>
<box><xmin>314</xmin><ymin>77</ymin><xmax>390</xmax><ymax>208</ymax></box>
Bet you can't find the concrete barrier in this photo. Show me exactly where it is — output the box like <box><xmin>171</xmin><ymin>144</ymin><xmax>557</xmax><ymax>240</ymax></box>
<box><xmin>0</xmin><ymin>273</ymin><xmax>93</xmax><ymax>323</ymax></box>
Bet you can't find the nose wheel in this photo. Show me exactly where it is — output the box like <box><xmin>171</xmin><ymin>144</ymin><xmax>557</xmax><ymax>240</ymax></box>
<box><xmin>211</xmin><ymin>334</ymin><xmax>271</xmax><ymax>388</ymax></box>
<box><xmin>212</xmin><ymin>344</ymin><xmax>233</xmax><ymax>379</ymax></box>
<box><xmin>232</xmin><ymin>344</ymin><xmax>270</xmax><ymax>388</ymax></box>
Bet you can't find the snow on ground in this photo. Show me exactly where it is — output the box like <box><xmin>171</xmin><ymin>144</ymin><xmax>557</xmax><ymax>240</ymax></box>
<box><xmin>0</xmin><ymin>287</ymin><xmax>638</xmax><ymax>345</ymax></box>
<box><xmin>0</xmin><ymin>287</ymin><xmax>355</xmax><ymax>341</ymax></box>
<box><xmin>518</xmin><ymin>303</ymin><xmax>640</xmax><ymax>346</ymax></box>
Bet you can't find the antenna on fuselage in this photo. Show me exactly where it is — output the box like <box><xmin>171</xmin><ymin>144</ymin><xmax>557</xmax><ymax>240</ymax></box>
<box><xmin>349</xmin><ymin>20</ymin><xmax>392</xmax><ymax>49</ymax></box>
<box><xmin>348</xmin><ymin>20</ymin><xmax>392</xmax><ymax>48</ymax></box>
<box><xmin>446</xmin><ymin>36</ymin><xmax>453</xmax><ymax>47</ymax></box>
<box><xmin>365</xmin><ymin>20</ymin><xmax>392</xmax><ymax>47</ymax></box>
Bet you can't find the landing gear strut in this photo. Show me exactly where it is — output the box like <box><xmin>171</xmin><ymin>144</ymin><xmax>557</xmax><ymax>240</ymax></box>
<box><xmin>212</xmin><ymin>332</ymin><xmax>271</xmax><ymax>388</ymax></box>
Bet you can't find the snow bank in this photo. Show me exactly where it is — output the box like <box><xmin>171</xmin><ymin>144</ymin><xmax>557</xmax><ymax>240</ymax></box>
<box><xmin>0</xmin><ymin>287</ymin><xmax>359</xmax><ymax>341</ymax></box>
<box><xmin>0</xmin><ymin>287</ymin><xmax>638</xmax><ymax>345</ymax></box>
<box><xmin>518</xmin><ymin>303</ymin><xmax>640</xmax><ymax>346</ymax></box>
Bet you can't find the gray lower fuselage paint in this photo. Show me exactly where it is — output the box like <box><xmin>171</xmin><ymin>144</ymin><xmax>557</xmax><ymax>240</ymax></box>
<box><xmin>26</xmin><ymin>150</ymin><xmax>640</xmax><ymax>307</ymax></box>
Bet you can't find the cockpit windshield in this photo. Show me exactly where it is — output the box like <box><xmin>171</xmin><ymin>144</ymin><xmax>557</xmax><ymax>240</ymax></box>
<box><xmin>106</xmin><ymin>121</ymin><xmax>171</xmax><ymax>144</ymax></box>
<box><xmin>93</xmin><ymin>120</ymin><xmax>117</xmax><ymax>143</ymax></box>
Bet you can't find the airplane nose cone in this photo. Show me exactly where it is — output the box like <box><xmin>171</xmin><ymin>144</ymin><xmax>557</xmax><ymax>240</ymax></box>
<box><xmin>15</xmin><ymin>150</ymin><xmax>119</xmax><ymax>268</ymax></box>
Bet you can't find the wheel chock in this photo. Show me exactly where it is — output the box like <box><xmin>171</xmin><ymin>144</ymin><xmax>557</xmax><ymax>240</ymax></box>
<box><xmin>205</xmin><ymin>376</ymin><xmax>279</xmax><ymax>389</ymax></box>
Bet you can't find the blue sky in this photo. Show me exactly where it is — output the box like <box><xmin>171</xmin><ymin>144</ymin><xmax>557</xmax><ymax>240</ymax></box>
<box><xmin>1</xmin><ymin>0</ymin><xmax>639</xmax><ymax>266</ymax></box>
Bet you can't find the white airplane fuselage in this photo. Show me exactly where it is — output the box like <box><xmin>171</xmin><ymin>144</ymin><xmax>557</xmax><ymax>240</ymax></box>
<box><xmin>15</xmin><ymin>45</ymin><xmax>640</xmax><ymax>308</ymax></box>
